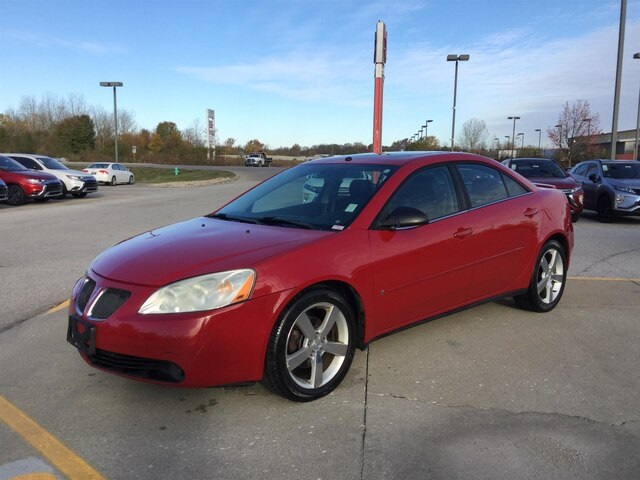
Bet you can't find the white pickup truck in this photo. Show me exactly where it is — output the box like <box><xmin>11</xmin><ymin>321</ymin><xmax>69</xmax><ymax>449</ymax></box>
<box><xmin>244</xmin><ymin>152</ymin><xmax>272</xmax><ymax>167</ymax></box>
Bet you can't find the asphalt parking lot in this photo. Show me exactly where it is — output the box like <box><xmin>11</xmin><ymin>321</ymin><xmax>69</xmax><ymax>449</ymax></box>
<box><xmin>1</xmin><ymin>171</ymin><xmax>639</xmax><ymax>480</ymax></box>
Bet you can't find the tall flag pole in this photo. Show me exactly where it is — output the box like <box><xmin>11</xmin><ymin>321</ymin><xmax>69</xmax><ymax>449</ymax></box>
<box><xmin>373</xmin><ymin>21</ymin><xmax>386</xmax><ymax>154</ymax></box>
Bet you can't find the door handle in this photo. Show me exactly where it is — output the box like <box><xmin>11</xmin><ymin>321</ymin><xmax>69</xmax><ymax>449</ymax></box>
<box><xmin>524</xmin><ymin>208</ymin><xmax>539</xmax><ymax>218</ymax></box>
<box><xmin>453</xmin><ymin>227</ymin><xmax>473</xmax><ymax>239</ymax></box>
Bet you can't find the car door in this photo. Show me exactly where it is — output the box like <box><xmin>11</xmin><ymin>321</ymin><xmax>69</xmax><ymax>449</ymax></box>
<box><xmin>368</xmin><ymin>165</ymin><xmax>474</xmax><ymax>335</ymax></box>
<box><xmin>455</xmin><ymin>163</ymin><xmax>540</xmax><ymax>300</ymax></box>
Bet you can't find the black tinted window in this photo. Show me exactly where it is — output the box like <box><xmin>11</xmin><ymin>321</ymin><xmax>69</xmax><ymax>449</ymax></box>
<box><xmin>383</xmin><ymin>165</ymin><xmax>461</xmax><ymax>221</ymax></box>
<box><xmin>457</xmin><ymin>164</ymin><xmax>509</xmax><ymax>207</ymax></box>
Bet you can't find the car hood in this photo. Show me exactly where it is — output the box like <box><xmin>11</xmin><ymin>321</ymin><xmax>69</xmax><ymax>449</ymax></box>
<box><xmin>65</xmin><ymin>168</ymin><xmax>94</xmax><ymax>177</ymax></box>
<box><xmin>90</xmin><ymin>217</ymin><xmax>330</xmax><ymax>287</ymax></box>
<box><xmin>608</xmin><ymin>178</ymin><xmax>640</xmax><ymax>189</ymax></box>
<box><xmin>527</xmin><ymin>176</ymin><xmax>577</xmax><ymax>190</ymax></box>
<box><xmin>5</xmin><ymin>170</ymin><xmax>59</xmax><ymax>181</ymax></box>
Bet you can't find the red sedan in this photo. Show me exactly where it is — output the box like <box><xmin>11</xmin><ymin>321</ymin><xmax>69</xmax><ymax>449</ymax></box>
<box><xmin>68</xmin><ymin>152</ymin><xmax>573</xmax><ymax>401</ymax></box>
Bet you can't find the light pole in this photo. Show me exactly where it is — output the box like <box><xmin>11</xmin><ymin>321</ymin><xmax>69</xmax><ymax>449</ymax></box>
<box><xmin>494</xmin><ymin>137</ymin><xmax>500</xmax><ymax>160</ymax></box>
<box><xmin>505</xmin><ymin>135</ymin><xmax>510</xmax><ymax>155</ymax></box>
<box><xmin>634</xmin><ymin>52</ymin><xmax>640</xmax><ymax>160</ymax></box>
<box><xmin>517</xmin><ymin>132</ymin><xmax>524</xmax><ymax>150</ymax></box>
<box><xmin>100</xmin><ymin>81</ymin><xmax>123</xmax><ymax>163</ymax></box>
<box><xmin>447</xmin><ymin>54</ymin><xmax>470</xmax><ymax>151</ymax></box>
<box><xmin>535</xmin><ymin>129</ymin><xmax>542</xmax><ymax>155</ymax></box>
<box><xmin>423</xmin><ymin>119</ymin><xmax>433</xmax><ymax>142</ymax></box>
<box><xmin>508</xmin><ymin>116</ymin><xmax>520</xmax><ymax>158</ymax></box>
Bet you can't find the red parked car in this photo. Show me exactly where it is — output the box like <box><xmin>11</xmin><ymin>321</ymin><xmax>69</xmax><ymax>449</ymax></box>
<box><xmin>501</xmin><ymin>158</ymin><xmax>584</xmax><ymax>222</ymax></box>
<box><xmin>68</xmin><ymin>152</ymin><xmax>574</xmax><ymax>401</ymax></box>
<box><xmin>0</xmin><ymin>154</ymin><xmax>63</xmax><ymax>206</ymax></box>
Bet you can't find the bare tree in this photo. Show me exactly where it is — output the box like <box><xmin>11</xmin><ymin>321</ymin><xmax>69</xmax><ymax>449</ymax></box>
<box><xmin>547</xmin><ymin>100</ymin><xmax>602</xmax><ymax>166</ymax></box>
<box><xmin>459</xmin><ymin>118</ymin><xmax>488</xmax><ymax>153</ymax></box>
<box><xmin>182</xmin><ymin>118</ymin><xmax>206</xmax><ymax>147</ymax></box>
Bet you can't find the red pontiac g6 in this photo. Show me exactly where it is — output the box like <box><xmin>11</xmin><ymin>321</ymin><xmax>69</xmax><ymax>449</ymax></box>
<box><xmin>68</xmin><ymin>152</ymin><xmax>574</xmax><ymax>401</ymax></box>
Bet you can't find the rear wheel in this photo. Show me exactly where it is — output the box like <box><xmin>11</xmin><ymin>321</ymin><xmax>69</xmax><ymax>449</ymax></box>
<box><xmin>263</xmin><ymin>288</ymin><xmax>356</xmax><ymax>401</ymax></box>
<box><xmin>110</xmin><ymin>176</ymin><xmax>117</xmax><ymax>186</ymax></box>
<box><xmin>515</xmin><ymin>240</ymin><xmax>567</xmax><ymax>312</ymax></box>
<box><xmin>7</xmin><ymin>185</ymin><xmax>26</xmax><ymax>206</ymax></box>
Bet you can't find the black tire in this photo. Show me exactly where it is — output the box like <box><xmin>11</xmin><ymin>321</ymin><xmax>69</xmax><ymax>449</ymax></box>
<box><xmin>128</xmin><ymin>175</ymin><xmax>134</xmax><ymax>184</ymax></box>
<box><xmin>110</xmin><ymin>176</ymin><xmax>117</xmax><ymax>186</ymax></box>
<box><xmin>7</xmin><ymin>185</ymin><xmax>26</xmax><ymax>206</ymax></box>
<box><xmin>596</xmin><ymin>196</ymin><xmax>614</xmax><ymax>223</ymax></box>
<box><xmin>263</xmin><ymin>288</ymin><xmax>356</xmax><ymax>401</ymax></box>
<box><xmin>72</xmin><ymin>192</ymin><xmax>88</xmax><ymax>198</ymax></box>
<box><xmin>514</xmin><ymin>240</ymin><xmax>567</xmax><ymax>312</ymax></box>
<box><xmin>571</xmin><ymin>211</ymin><xmax>580</xmax><ymax>223</ymax></box>
<box><xmin>60</xmin><ymin>184</ymin><xmax>68</xmax><ymax>199</ymax></box>
<box><xmin>33</xmin><ymin>198</ymin><xmax>49</xmax><ymax>203</ymax></box>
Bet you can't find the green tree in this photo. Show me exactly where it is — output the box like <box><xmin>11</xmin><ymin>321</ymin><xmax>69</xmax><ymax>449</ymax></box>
<box><xmin>244</xmin><ymin>138</ymin><xmax>265</xmax><ymax>153</ymax></box>
<box><xmin>149</xmin><ymin>121</ymin><xmax>183</xmax><ymax>153</ymax></box>
<box><xmin>53</xmin><ymin>115</ymin><xmax>96</xmax><ymax>154</ymax></box>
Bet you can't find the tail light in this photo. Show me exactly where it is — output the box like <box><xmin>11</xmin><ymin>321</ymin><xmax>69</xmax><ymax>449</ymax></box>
<box><xmin>99</xmin><ymin>170</ymin><xmax>109</xmax><ymax>174</ymax></box>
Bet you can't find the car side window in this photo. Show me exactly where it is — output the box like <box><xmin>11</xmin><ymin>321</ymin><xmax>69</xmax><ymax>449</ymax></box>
<box><xmin>457</xmin><ymin>164</ymin><xmax>509</xmax><ymax>207</ymax></box>
<box><xmin>573</xmin><ymin>164</ymin><xmax>588</xmax><ymax>176</ymax></box>
<box><xmin>585</xmin><ymin>163</ymin><xmax>598</xmax><ymax>178</ymax></box>
<box><xmin>12</xmin><ymin>157</ymin><xmax>41</xmax><ymax>170</ymax></box>
<box><xmin>383</xmin><ymin>165</ymin><xmax>461</xmax><ymax>221</ymax></box>
<box><xmin>501</xmin><ymin>172</ymin><xmax>529</xmax><ymax>197</ymax></box>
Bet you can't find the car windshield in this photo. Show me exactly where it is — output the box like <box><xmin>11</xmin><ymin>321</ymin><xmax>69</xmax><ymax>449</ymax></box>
<box><xmin>38</xmin><ymin>156</ymin><xmax>68</xmax><ymax>170</ymax></box>
<box><xmin>0</xmin><ymin>155</ymin><xmax>28</xmax><ymax>171</ymax></box>
<box><xmin>602</xmin><ymin>162</ymin><xmax>640</xmax><ymax>179</ymax></box>
<box><xmin>510</xmin><ymin>160</ymin><xmax>567</xmax><ymax>178</ymax></box>
<box><xmin>213</xmin><ymin>162</ymin><xmax>398</xmax><ymax>231</ymax></box>
<box><xmin>87</xmin><ymin>163</ymin><xmax>109</xmax><ymax>168</ymax></box>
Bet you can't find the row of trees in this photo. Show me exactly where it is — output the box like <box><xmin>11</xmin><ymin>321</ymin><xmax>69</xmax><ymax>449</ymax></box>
<box><xmin>0</xmin><ymin>93</ymin><xmax>605</xmax><ymax>166</ymax></box>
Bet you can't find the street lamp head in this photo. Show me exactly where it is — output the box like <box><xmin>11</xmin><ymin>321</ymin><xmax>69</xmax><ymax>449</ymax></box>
<box><xmin>426</xmin><ymin>119</ymin><xmax>433</xmax><ymax>123</ymax></box>
<box><xmin>582</xmin><ymin>118</ymin><xmax>591</xmax><ymax>122</ymax></box>
<box><xmin>446</xmin><ymin>54</ymin><xmax>458</xmax><ymax>61</ymax></box>
<box><xmin>447</xmin><ymin>54</ymin><xmax>470</xmax><ymax>61</ymax></box>
<box><xmin>534</xmin><ymin>128</ymin><xmax>541</xmax><ymax>132</ymax></box>
<box><xmin>634</xmin><ymin>52</ymin><xmax>640</xmax><ymax>59</ymax></box>
<box><xmin>99</xmin><ymin>81</ymin><xmax>123</xmax><ymax>87</ymax></box>
<box><xmin>555</xmin><ymin>124</ymin><xmax>562</xmax><ymax>128</ymax></box>
<box><xmin>508</xmin><ymin>116</ymin><xmax>520</xmax><ymax>120</ymax></box>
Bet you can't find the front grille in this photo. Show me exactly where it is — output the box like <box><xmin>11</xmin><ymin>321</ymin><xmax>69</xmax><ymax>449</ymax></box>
<box><xmin>89</xmin><ymin>349</ymin><xmax>185</xmax><ymax>383</ymax></box>
<box><xmin>44</xmin><ymin>181</ymin><xmax>63</xmax><ymax>197</ymax></box>
<box><xmin>90</xmin><ymin>288</ymin><xmax>130</xmax><ymax>319</ymax></box>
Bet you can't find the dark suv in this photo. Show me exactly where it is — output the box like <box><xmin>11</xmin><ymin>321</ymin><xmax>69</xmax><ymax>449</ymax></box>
<box><xmin>502</xmin><ymin>158</ymin><xmax>584</xmax><ymax>222</ymax></box>
<box><xmin>0</xmin><ymin>154</ymin><xmax>63</xmax><ymax>206</ymax></box>
<box><xmin>569</xmin><ymin>160</ymin><xmax>640</xmax><ymax>222</ymax></box>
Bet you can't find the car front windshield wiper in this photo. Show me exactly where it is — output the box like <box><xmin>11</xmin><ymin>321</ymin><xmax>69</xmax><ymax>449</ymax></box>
<box><xmin>255</xmin><ymin>216</ymin><xmax>315</xmax><ymax>230</ymax></box>
<box><xmin>207</xmin><ymin>213</ymin><xmax>262</xmax><ymax>225</ymax></box>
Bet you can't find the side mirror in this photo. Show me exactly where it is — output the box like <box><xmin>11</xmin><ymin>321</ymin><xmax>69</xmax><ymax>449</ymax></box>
<box><xmin>379</xmin><ymin>206</ymin><xmax>429</xmax><ymax>230</ymax></box>
<box><xmin>588</xmin><ymin>173</ymin><xmax>601</xmax><ymax>183</ymax></box>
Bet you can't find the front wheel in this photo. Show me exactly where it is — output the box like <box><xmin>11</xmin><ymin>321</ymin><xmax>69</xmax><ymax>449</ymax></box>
<box><xmin>263</xmin><ymin>288</ymin><xmax>356</xmax><ymax>401</ymax></box>
<box><xmin>596</xmin><ymin>196</ymin><xmax>614</xmax><ymax>223</ymax></box>
<box><xmin>515</xmin><ymin>240</ymin><xmax>567</xmax><ymax>312</ymax></box>
<box><xmin>128</xmin><ymin>175</ymin><xmax>134</xmax><ymax>184</ymax></box>
<box><xmin>7</xmin><ymin>185</ymin><xmax>26</xmax><ymax>206</ymax></box>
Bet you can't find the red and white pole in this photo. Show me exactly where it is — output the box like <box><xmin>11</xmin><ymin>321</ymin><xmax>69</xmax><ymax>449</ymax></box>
<box><xmin>373</xmin><ymin>21</ymin><xmax>386</xmax><ymax>154</ymax></box>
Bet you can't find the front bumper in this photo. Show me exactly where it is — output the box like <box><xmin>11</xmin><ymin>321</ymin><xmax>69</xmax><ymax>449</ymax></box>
<box><xmin>613</xmin><ymin>193</ymin><xmax>640</xmax><ymax>216</ymax></box>
<box><xmin>67</xmin><ymin>272</ymin><xmax>290</xmax><ymax>387</ymax></box>
<box><xmin>67</xmin><ymin>177</ymin><xmax>99</xmax><ymax>193</ymax></box>
<box><xmin>28</xmin><ymin>179</ymin><xmax>63</xmax><ymax>199</ymax></box>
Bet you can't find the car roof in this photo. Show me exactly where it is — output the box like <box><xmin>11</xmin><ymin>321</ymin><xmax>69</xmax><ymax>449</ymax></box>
<box><xmin>306</xmin><ymin>151</ymin><xmax>489</xmax><ymax>166</ymax></box>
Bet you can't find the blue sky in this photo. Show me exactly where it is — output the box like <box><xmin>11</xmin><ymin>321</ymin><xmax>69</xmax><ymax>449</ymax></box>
<box><xmin>1</xmin><ymin>0</ymin><xmax>639</xmax><ymax>150</ymax></box>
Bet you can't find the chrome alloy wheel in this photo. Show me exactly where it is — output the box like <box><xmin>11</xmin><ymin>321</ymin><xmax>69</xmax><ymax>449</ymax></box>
<box><xmin>285</xmin><ymin>301</ymin><xmax>350</xmax><ymax>389</ymax></box>
<box><xmin>536</xmin><ymin>245</ymin><xmax>564</xmax><ymax>306</ymax></box>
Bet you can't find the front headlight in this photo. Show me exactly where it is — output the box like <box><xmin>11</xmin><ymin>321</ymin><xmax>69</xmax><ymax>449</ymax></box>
<box><xmin>66</xmin><ymin>175</ymin><xmax>82</xmax><ymax>180</ymax></box>
<box><xmin>138</xmin><ymin>269</ymin><xmax>255</xmax><ymax>314</ymax></box>
<box><xmin>26</xmin><ymin>178</ymin><xmax>45</xmax><ymax>184</ymax></box>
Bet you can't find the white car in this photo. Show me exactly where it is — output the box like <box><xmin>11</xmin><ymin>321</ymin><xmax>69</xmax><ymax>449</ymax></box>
<box><xmin>83</xmin><ymin>163</ymin><xmax>135</xmax><ymax>185</ymax></box>
<box><xmin>5</xmin><ymin>153</ymin><xmax>99</xmax><ymax>198</ymax></box>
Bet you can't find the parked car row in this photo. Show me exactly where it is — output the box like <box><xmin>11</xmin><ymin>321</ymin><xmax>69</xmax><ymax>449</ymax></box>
<box><xmin>0</xmin><ymin>153</ymin><xmax>135</xmax><ymax>206</ymax></box>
